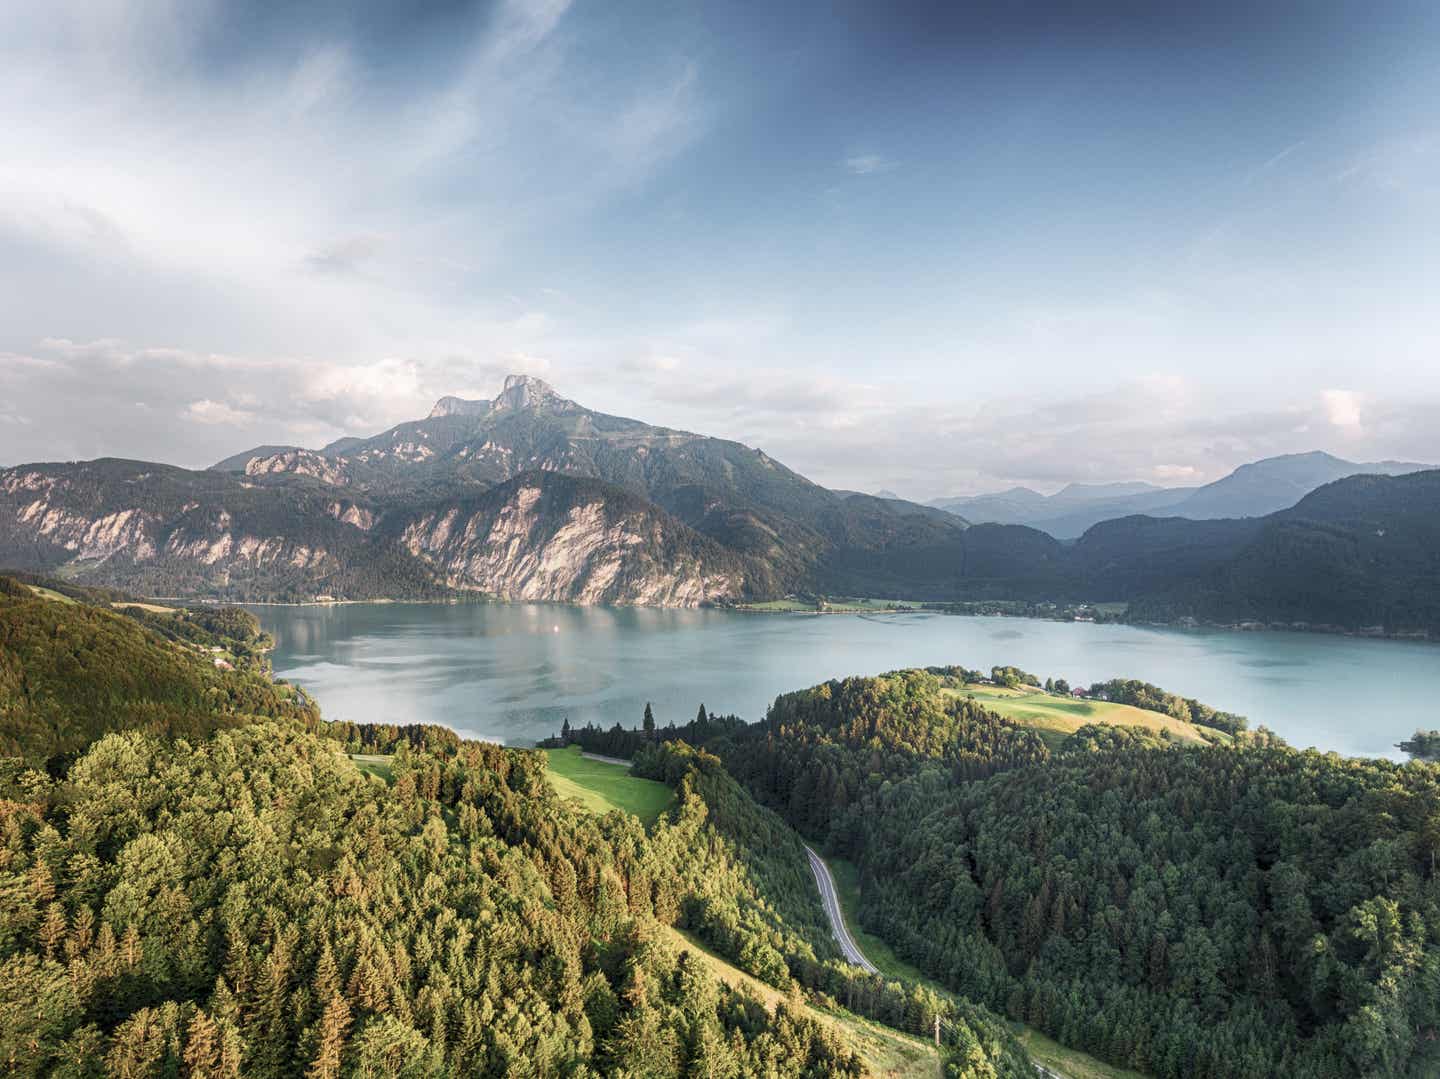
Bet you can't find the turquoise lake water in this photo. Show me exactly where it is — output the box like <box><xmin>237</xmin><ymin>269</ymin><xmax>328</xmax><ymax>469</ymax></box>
<box><xmin>253</xmin><ymin>602</ymin><xmax>1437</xmax><ymax>758</ymax></box>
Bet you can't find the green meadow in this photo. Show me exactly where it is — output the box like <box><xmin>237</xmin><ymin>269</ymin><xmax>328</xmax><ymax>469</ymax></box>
<box><xmin>543</xmin><ymin>745</ymin><xmax>674</xmax><ymax>825</ymax></box>
<box><xmin>943</xmin><ymin>683</ymin><xmax>1221</xmax><ymax>749</ymax></box>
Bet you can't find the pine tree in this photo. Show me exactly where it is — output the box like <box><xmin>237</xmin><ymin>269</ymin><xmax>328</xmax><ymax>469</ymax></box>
<box><xmin>307</xmin><ymin>994</ymin><xmax>351</xmax><ymax>1079</ymax></box>
<box><xmin>183</xmin><ymin>1010</ymin><xmax>220</xmax><ymax>1078</ymax></box>
<box><xmin>313</xmin><ymin>941</ymin><xmax>341</xmax><ymax>1005</ymax></box>
<box><xmin>39</xmin><ymin>902</ymin><xmax>67</xmax><ymax>959</ymax></box>
<box><xmin>696</xmin><ymin>703</ymin><xmax>708</xmax><ymax>725</ymax></box>
<box><xmin>121</xmin><ymin>923</ymin><xmax>143</xmax><ymax>972</ymax></box>
<box><xmin>217</xmin><ymin>1022</ymin><xmax>245</xmax><ymax>1079</ymax></box>
<box><xmin>643</xmin><ymin>702</ymin><xmax>656</xmax><ymax>737</ymax></box>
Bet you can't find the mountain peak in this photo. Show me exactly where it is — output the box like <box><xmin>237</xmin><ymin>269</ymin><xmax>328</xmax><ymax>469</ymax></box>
<box><xmin>495</xmin><ymin>373</ymin><xmax>560</xmax><ymax>412</ymax></box>
<box><xmin>428</xmin><ymin>395</ymin><xmax>493</xmax><ymax>419</ymax></box>
<box><xmin>427</xmin><ymin>375</ymin><xmax>569</xmax><ymax>420</ymax></box>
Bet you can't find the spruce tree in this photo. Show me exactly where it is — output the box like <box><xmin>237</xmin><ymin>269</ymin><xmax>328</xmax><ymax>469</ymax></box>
<box><xmin>307</xmin><ymin>994</ymin><xmax>351</xmax><ymax>1079</ymax></box>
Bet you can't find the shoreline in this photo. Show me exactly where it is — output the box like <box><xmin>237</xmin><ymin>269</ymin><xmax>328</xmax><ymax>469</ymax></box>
<box><xmin>146</xmin><ymin>592</ymin><xmax>1436</xmax><ymax>645</ymax></box>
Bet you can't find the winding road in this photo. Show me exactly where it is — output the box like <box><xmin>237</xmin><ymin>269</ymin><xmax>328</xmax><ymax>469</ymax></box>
<box><xmin>804</xmin><ymin>845</ymin><xmax>1069</xmax><ymax>1079</ymax></box>
<box><xmin>804</xmin><ymin>845</ymin><xmax>880</xmax><ymax>974</ymax></box>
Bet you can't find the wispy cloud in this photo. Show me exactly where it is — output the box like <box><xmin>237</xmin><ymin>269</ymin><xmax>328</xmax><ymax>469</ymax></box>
<box><xmin>842</xmin><ymin>153</ymin><xmax>895</xmax><ymax>176</ymax></box>
<box><xmin>1241</xmin><ymin>138</ymin><xmax>1305</xmax><ymax>185</ymax></box>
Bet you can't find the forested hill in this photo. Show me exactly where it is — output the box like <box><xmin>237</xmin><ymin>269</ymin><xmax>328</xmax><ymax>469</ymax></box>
<box><xmin>0</xmin><ymin>574</ymin><xmax>317</xmax><ymax>765</ymax></box>
<box><xmin>1121</xmin><ymin>469</ymin><xmax>1440</xmax><ymax>631</ymax></box>
<box><xmin>553</xmin><ymin>670</ymin><xmax>1440</xmax><ymax>1078</ymax></box>
<box><xmin>0</xmin><ymin>583</ymin><xmax>1032</xmax><ymax>1077</ymax></box>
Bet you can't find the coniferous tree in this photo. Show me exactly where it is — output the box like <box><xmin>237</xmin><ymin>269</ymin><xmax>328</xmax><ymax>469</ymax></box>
<box><xmin>307</xmin><ymin>995</ymin><xmax>350</xmax><ymax>1079</ymax></box>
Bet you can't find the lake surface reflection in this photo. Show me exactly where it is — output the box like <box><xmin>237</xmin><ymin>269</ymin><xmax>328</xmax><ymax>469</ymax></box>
<box><xmin>253</xmin><ymin>602</ymin><xmax>1437</xmax><ymax>758</ymax></box>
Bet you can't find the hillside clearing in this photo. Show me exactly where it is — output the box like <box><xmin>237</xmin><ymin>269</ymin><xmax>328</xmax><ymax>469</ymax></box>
<box><xmin>112</xmin><ymin>600</ymin><xmax>178</xmax><ymax>614</ymax></box>
<box><xmin>943</xmin><ymin>683</ymin><xmax>1221</xmax><ymax>749</ymax></box>
<box><xmin>348</xmin><ymin>753</ymin><xmax>395</xmax><ymax>783</ymax></box>
<box><xmin>26</xmin><ymin>584</ymin><xmax>76</xmax><ymax>604</ymax></box>
<box><xmin>542</xmin><ymin>745</ymin><xmax>674</xmax><ymax>824</ymax></box>
<box><xmin>661</xmin><ymin>927</ymin><xmax>942</xmax><ymax>1079</ymax></box>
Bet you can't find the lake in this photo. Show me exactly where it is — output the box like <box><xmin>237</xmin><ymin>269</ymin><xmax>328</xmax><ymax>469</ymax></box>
<box><xmin>252</xmin><ymin>602</ymin><xmax>1437</xmax><ymax>758</ymax></box>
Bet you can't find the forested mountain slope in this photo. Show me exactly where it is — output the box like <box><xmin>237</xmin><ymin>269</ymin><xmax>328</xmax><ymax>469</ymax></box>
<box><xmin>0</xmin><ymin>575</ymin><xmax>316</xmax><ymax>765</ymax></box>
<box><xmin>1121</xmin><ymin>470</ymin><xmax>1440</xmax><ymax>630</ymax></box>
<box><xmin>719</xmin><ymin>673</ymin><xmax>1440</xmax><ymax>1079</ymax></box>
<box><xmin>556</xmin><ymin>669</ymin><xmax>1440</xmax><ymax>1078</ymax></box>
<box><xmin>0</xmin><ymin>586</ymin><xmax>1031</xmax><ymax>1077</ymax></box>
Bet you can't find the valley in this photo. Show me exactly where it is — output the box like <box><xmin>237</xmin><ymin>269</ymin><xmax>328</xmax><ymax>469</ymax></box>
<box><xmin>7</xmin><ymin>7</ymin><xmax>1434</xmax><ymax>1078</ymax></box>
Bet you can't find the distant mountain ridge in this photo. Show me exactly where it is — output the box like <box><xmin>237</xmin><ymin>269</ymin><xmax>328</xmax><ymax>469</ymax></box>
<box><xmin>3</xmin><ymin>377</ymin><xmax>1437</xmax><ymax>633</ymax></box>
<box><xmin>207</xmin><ymin>373</ymin><xmax>976</xmax><ymax>597</ymax></box>
<box><xmin>931</xmin><ymin>450</ymin><xmax>1431</xmax><ymax>537</ymax></box>
<box><xmin>1</xmin><ymin>375</ymin><xmax>979</xmax><ymax>604</ymax></box>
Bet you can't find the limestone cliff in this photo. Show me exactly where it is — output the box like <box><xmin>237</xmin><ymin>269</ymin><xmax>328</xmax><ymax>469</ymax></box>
<box><xmin>396</xmin><ymin>473</ymin><xmax>755</xmax><ymax>606</ymax></box>
<box><xmin>0</xmin><ymin>461</ymin><xmax>762</xmax><ymax>605</ymax></box>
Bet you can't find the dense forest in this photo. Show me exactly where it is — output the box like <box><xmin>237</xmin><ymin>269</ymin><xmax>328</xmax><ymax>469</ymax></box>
<box><xmin>0</xmin><ymin>576</ymin><xmax>317</xmax><ymax>766</ymax></box>
<box><xmin>561</xmin><ymin>668</ymin><xmax>1440</xmax><ymax>1078</ymax></box>
<box><xmin>0</xmin><ymin>579</ymin><xmax>1031</xmax><ymax>1076</ymax></box>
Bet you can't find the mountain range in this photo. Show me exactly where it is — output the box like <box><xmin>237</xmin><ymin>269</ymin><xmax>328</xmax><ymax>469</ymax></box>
<box><xmin>929</xmin><ymin>451</ymin><xmax>1432</xmax><ymax>537</ymax></box>
<box><xmin>2</xmin><ymin>374</ymin><xmax>1437</xmax><ymax>633</ymax></box>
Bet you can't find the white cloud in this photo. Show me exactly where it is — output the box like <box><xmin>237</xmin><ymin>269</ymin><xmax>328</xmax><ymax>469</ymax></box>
<box><xmin>1321</xmin><ymin>389</ymin><xmax>1363</xmax><ymax>434</ymax></box>
<box><xmin>843</xmin><ymin>153</ymin><xmax>895</xmax><ymax>176</ymax></box>
<box><xmin>184</xmin><ymin>399</ymin><xmax>255</xmax><ymax>426</ymax></box>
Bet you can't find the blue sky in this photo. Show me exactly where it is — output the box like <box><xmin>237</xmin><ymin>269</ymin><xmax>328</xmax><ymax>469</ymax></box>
<box><xmin>2</xmin><ymin>0</ymin><xmax>1438</xmax><ymax>495</ymax></box>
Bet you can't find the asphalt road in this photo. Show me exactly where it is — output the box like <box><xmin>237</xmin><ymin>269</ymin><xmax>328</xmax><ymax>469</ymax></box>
<box><xmin>804</xmin><ymin>844</ymin><xmax>880</xmax><ymax>974</ymax></box>
<box><xmin>806</xmin><ymin>845</ymin><xmax>1071</xmax><ymax>1079</ymax></box>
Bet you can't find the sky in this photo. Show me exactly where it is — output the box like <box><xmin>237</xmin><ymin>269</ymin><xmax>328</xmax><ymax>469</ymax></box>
<box><xmin>2</xmin><ymin>0</ymin><xmax>1438</xmax><ymax>498</ymax></box>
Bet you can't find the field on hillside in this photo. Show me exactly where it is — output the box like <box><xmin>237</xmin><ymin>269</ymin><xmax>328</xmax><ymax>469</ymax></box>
<box><xmin>943</xmin><ymin>683</ymin><xmax>1220</xmax><ymax>748</ymax></box>
<box><xmin>543</xmin><ymin>745</ymin><xmax>674</xmax><ymax>824</ymax></box>
<box><xmin>662</xmin><ymin>927</ymin><xmax>942</xmax><ymax>1079</ymax></box>
<box><xmin>26</xmin><ymin>584</ymin><xmax>76</xmax><ymax>604</ymax></box>
<box><xmin>349</xmin><ymin>753</ymin><xmax>395</xmax><ymax>783</ymax></box>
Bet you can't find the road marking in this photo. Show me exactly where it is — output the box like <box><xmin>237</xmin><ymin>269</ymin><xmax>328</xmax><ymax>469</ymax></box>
<box><xmin>804</xmin><ymin>845</ymin><xmax>879</xmax><ymax>974</ymax></box>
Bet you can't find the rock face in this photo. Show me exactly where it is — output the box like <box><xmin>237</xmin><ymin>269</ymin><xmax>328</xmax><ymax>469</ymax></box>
<box><xmin>0</xmin><ymin>460</ymin><xmax>439</xmax><ymax>601</ymax></box>
<box><xmin>428</xmin><ymin>395</ymin><xmax>493</xmax><ymax>420</ymax></box>
<box><xmin>0</xmin><ymin>460</ymin><xmax>757</xmax><ymax>605</ymax></box>
<box><xmin>0</xmin><ymin>374</ymin><xmax>978</xmax><ymax>605</ymax></box>
<box><xmin>243</xmin><ymin>449</ymin><xmax>351</xmax><ymax>486</ymax></box>
<box><xmin>398</xmin><ymin>475</ymin><xmax>748</xmax><ymax>606</ymax></box>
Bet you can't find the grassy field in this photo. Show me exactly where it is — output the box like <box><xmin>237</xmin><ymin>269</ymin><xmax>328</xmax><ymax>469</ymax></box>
<box><xmin>349</xmin><ymin>753</ymin><xmax>395</xmax><ymax>783</ymax></box>
<box><xmin>662</xmin><ymin>927</ymin><xmax>942</xmax><ymax>1079</ymax></box>
<box><xmin>943</xmin><ymin>683</ymin><xmax>1219</xmax><ymax>749</ymax></box>
<box><xmin>542</xmin><ymin>746</ymin><xmax>674</xmax><ymax>825</ymax></box>
<box><xmin>26</xmin><ymin>584</ymin><xmax>76</xmax><ymax>604</ymax></box>
<box><xmin>828</xmin><ymin>855</ymin><xmax>1142</xmax><ymax>1079</ymax></box>
<box><xmin>1019</xmin><ymin>1028</ymin><xmax>1149</xmax><ymax>1079</ymax></box>
<box><xmin>112</xmin><ymin>600</ymin><xmax>178</xmax><ymax>614</ymax></box>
